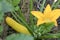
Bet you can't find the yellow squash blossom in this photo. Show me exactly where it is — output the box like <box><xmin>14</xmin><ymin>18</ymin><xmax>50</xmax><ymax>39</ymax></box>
<box><xmin>6</xmin><ymin>17</ymin><xmax>30</xmax><ymax>35</ymax></box>
<box><xmin>31</xmin><ymin>4</ymin><xmax>60</xmax><ymax>26</ymax></box>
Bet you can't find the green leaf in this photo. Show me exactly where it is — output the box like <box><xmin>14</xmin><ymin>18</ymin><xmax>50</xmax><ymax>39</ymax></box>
<box><xmin>5</xmin><ymin>33</ymin><xmax>34</xmax><ymax>40</ymax></box>
<box><xmin>0</xmin><ymin>0</ymin><xmax>14</xmax><ymax>13</ymax></box>
<box><xmin>36</xmin><ymin>22</ymin><xmax>54</xmax><ymax>35</ymax></box>
<box><xmin>0</xmin><ymin>25</ymin><xmax>3</xmax><ymax>35</ymax></box>
<box><xmin>0</xmin><ymin>0</ymin><xmax>2</xmax><ymax>2</ymax></box>
<box><xmin>12</xmin><ymin>0</ymin><xmax>20</xmax><ymax>6</ymax></box>
<box><xmin>0</xmin><ymin>12</ymin><xmax>4</xmax><ymax>23</ymax></box>
<box><xmin>14</xmin><ymin>6</ymin><xmax>19</xmax><ymax>11</ymax></box>
<box><xmin>41</xmin><ymin>33</ymin><xmax>60</xmax><ymax>38</ymax></box>
<box><xmin>0</xmin><ymin>3</ymin><xmax>2</xmax><ymax>11</ymax></box>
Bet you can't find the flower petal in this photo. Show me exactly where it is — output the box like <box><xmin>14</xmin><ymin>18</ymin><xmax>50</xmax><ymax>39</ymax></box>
<box><xmin>51</xmin><ymin>19</ymin><xmax>58</xmax><ymax>26</ymax></box>
<box><xmin>37</xmin><ymin>19</ymin><xmax>45</xmax><ymax>26</ymax></box>
<box><xmin>54</xmin><ymin>21</ymin><xmax>58</xmax><ymax>26</ymax></box>
<box><xmin>44</xmin><ymin>4</ymin><xmax>52</xmax><ymax>15</ymax></box>
<box><xmin>31</xmin><ymin>11</ymin><xmax>43</xmax><ymax>18</ymax></box>
<box><xmin>53</xmin><ymin>20</ymin><xmax>58</xmax><ymax>26</ymax></box>
<box><xmin>51</xmin><ymin>9</ymin><xmax>60</xmax><ymax>20</ymax></box>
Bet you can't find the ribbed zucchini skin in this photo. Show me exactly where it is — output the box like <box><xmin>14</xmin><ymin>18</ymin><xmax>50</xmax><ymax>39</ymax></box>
<box><xmin>6</xmin><ymin>17</ymin><xmax>30</xmax><ymax>35</ymax></box>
